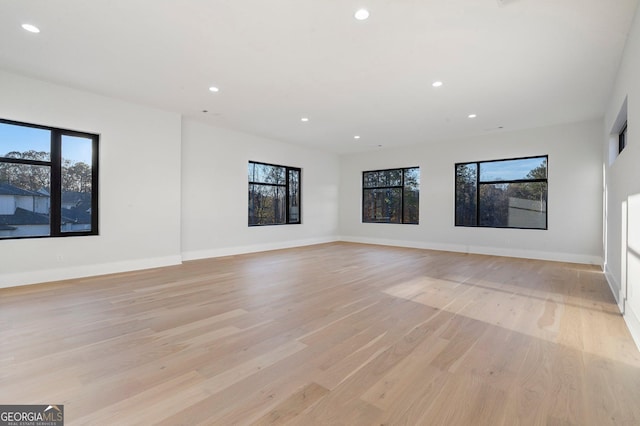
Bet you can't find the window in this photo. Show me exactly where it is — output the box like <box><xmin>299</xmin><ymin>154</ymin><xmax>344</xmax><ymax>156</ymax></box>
<box><xmin>455</xmin><ymin>156</ymin><xmax>547</xmax><ymax>230</ymax></box>
<box><xmin>362</xmin><ymin>167</ymin><xmax>419</xmax><ymax>224</ymax></box>
<box><xmin>0</xmin><ymin>118</ymin><xmax>99</xmax><ymax>239</ymax></box>
<box><xmin>248</xmin><ymin>161</ymin><xmax>301</xmax><ymax>226</ymax></box>
<box><xmin>611</xmin><ymin>97</ymin><xmax>628</xmax><ymax>164</ymax></box>
<box><xmin>619</xmin><ymin>121</ymin><xmax>628</xmax><ymax>154</ymax></box>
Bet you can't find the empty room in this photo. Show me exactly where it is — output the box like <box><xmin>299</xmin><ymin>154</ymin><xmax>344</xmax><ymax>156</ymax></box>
<box><xmin>1</xmin><ymin>0</ymin><xmax>640</xmax><ymax>425</ymax></box>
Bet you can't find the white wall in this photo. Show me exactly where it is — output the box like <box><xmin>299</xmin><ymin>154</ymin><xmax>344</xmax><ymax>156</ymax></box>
<box><xmin>0</xmin><ymin>70</ymin><xmax>183</xmax><ymax>288</ymax></box>
<box><xmin>339</xmin><ymin>119</ymin><xmax>603</xmax><ymax>265</ymax></box>
<box><xmin>180</xmin><ymin>118</ymin><xmax>340</xmax><ymax>260</ymax></box>
<box><xmin>0</xmin><ymin>72</ymin><xmax>340</xmax><ymax>287</ymax></box>
<box><xmin>0</xmin><ymin>70</ymin><xmax>606</xmax><ymax>290</ymax></box>
<box><xmin>604</xmin><ymin>4</ymin><xmax>640</xmax><ymax>347</ymax></box>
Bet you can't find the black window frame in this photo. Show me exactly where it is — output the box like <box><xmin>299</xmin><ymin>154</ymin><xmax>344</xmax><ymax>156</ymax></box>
<box><xmin>455</xmin><ymin>155</ymin><xmax>548</xmax><ymax>230</ymax></box>
<box><xmin>362</xmin><ymin>166</ymin><xmax>420</xmax><ymax>224</ymax></box>
<box><xmin>0</xmin><ymin>118</ymin><xmax>99</xmax><ymax>240</ymax></box>
<box><xmin>619</xmin><ymin>121</ymin><xmax>628</xmax><ymax>154</ymax></box>
<box><xmin>248</xmin><ymin>160</ymin><xmax>301</xmax><ymax>226</ymax></box>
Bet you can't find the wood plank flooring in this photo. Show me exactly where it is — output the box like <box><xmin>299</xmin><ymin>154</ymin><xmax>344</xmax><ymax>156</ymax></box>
<box><xmin>1</xmin><ymin>242</ymin><xmax>640</xmax><ymax>425</ymax></box>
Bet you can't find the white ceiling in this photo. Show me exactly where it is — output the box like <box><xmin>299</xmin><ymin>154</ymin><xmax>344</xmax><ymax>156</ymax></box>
<box><xmin>0</xmin><ymin>0</ymin><xmax>637</xmax><ymax>153</ymax></box>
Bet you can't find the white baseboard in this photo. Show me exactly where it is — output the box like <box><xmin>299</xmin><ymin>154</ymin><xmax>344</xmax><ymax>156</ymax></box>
<box><xmin>603</xmin><ymin>265</ymin><xmax>640</xmax><ymax>351</ymax></box>
<box><xmin>0</xmin><ymin>236</ymin><xmax>603</xmax><ymax>290</ymax></box>
<box><xmin>603</xmin><ymin>264</ymin><xmax>623</xmax><ymax>310</ymax></box>
<box><xmin>624</xmin><ymin>306</ymin><xmax>640</xmax><ymax>352</ymax></box>
<box><xmin>1</xmin><ymin>238</ymin><xmax>340</xmax><ymax>289</ymax></box>
<box><xmin>338</xmin><ymin>236</ymin><xmax>603</xmax><ymax>265</ymax></box>
<box><xmin>181</xmin><ymin>236</ymin><xmax>340</xmax><ymax>261</ymax></box>
<box><xmin>0</xmin><ymin>255</ymin><xmax>183</xmax><ymax>290</ymax></box>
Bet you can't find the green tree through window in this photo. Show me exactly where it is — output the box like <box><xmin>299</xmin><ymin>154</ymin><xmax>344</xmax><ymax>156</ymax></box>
<box><xmin>455</xmin><ymin>156</ymin><xmax>547</xmax><ymax>229</ymax></box>
<box><xmin>0</xmin><ymin>119</ymin><xmax>99</xmax><ymax>239</ymax></box>
<box><xmin>248</xmin><ymin>161</ymin><xmax>301</xmax><ymax>226</ymax></box>
<box><xmin>362</xmin><ymin>167</ymin><xmax>420</xmax><ymax>224</ymax></box>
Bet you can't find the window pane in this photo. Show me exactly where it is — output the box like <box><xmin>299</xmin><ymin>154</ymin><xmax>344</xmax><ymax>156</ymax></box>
<box><xmin>248</xmin><ymin>162</ymin><xmax>285</xmax><ymax>185</ymax></box>
<box><xmin>479</xmin><ymin>182</ymin><xmax>547</xmax><ymax>229</ymax></box>
<box><xmin>363</xmin><ymin>167</ymin><xmax>419</xmax><ymax>224</ymax></box>
<box><xmin>363</xmin><ymin>171</ymin><xmax>378</xmax><ymax>188</ymax></box>
<box><xmin>0</xmin><ymin>119</ymin><xmax>98</xmax><ymax>239</ymax></box>
<box><xmin>455</xmin><ymin>163</ymin><xmax>477</xmax><ymax>226</ymax></box>
<box><xmin>363</xmin><ymin>169</ymin><xmax>403</xmax><ymax>188</ymax></box>
<box><xmin>61</xmin><ymin>135</ymin><xmax>93</xmax><ymax>233</ymax></box>
<box><xmin>379</xmin><ymin>169</ymin><xmax>402</xmax><ymax>187</ymax></box>
<box><xmin>363</xmin><ymin>188</ymin><xmax>402</xmax><ymax>223</ymax></box>
<box><xmin>0</xmin><ymin>164</ymin><xmax>51</xmax><ymax>238</ymax></box>
<box><xmin>478</xmin><ymin>184</ymin><xmax>509</xmax><ymax>227</ymax></box>
<box><xmin>0</xmin><ymin>162</ymin><xmax>50</xmax><ymax>192</ymax></box>
<box><xmin>288</xmin><ymin>169</ymin><xmax>300</xmax><ymax>223</ymax></box>
<box><xmin>0</xmin><ymin>122</ymin><xmax>51</xmax><ymax>160</ymax></box>
<box><xmin>619</xmin><ymin>122</ymin><xmax>627</xmax><ymax>153</ymax></box>
<box><xmin>248</xmin><ymin>184</ymin><xmax>286</xmax><ymax>225</ymax></box>
<box><xmin>479</xmin><ymin>157</ymin><xmax>547</xmax><ymax>182</ymax></box>
<box><xmin>248</xmin><ymin>162</ymin><xmax>255</xmax><ymax>181</ymax></box>
<box><xmin>248</xmin><ymin>162</ymin><xmax>300</xmax><ymax>226</ymax></box>
<box><xmin>506</xmin><ymin>182</ymin><xmax>547</xmax><ymax>229</ymax></box>
<box><xmin>403</xmin><ymin>168</ymin><xmax>419</xmax><ymax>224</ymax></box>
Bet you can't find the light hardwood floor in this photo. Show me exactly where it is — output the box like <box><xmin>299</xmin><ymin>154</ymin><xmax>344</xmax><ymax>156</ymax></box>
<box><xmin>2</xmin><ymin>242</ymin><xmax>640</xmax><ymax>425</ymax></box>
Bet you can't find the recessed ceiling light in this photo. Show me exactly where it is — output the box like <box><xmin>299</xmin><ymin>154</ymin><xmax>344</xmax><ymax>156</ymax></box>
<box><xmin>354</xmin><ymin>135</ymin><xmax>361</xmax><ymax>139</ymax></box>
<box><xmin>354</xmin><ymin>9</ymin><xmax>370</xmax><ymax>20</ymax></box>
<box><xmin>468</xmin><ymin>114</ymin><xmax>477</xmax><ymax>118</ymax></box>
<box><xmin>21</xmin><ymin>24</ymin><xmax>40</xmax><ymax>33</ymax></box>
<box><xmin>208</xmin><ymin>86</ymin><xmax>219</xmax><ymax>93</ymax></box>
<box><xmin>301</xmin><ymin>117</ymin><xmax>309</xmax><ymax>122</ymax></box>
<box><xmin>432</xmin><ymin>81</ymin><xmax>443</xmax><ymax>88</ymax></box>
